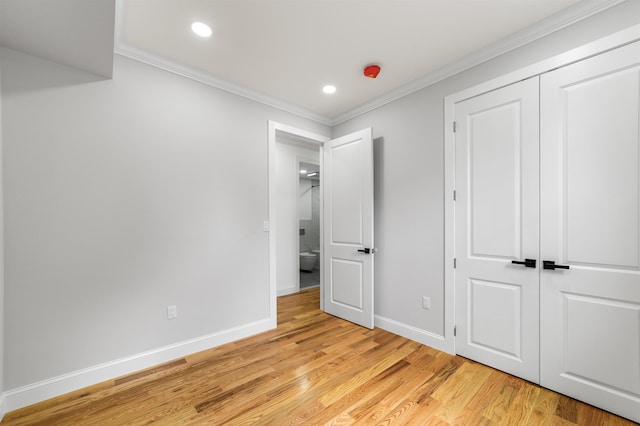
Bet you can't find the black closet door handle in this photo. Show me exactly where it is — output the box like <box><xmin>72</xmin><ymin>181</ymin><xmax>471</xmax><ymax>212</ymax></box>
<box><xmin>358</xmin><ymin>248</ymin><xmax>377</xmax><ymax>254</ymax></box>
<box><xmin>511</xmin><ymin>259</ymin><xmax>537</xmax><ymax>268</ymax></box>
<box><xmin>543</xmin><ymin>260</ymin><xmax>570</xmax><ymax>270</ymax></box>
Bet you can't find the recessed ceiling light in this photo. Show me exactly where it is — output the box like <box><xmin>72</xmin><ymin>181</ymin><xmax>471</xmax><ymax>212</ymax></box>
<box><xmin>191</xmin><ymin>22</ymin><xmax>212</xmax><ymax>37</ymax></box>
<box><xmin>323</xmin><ymin>85</ymin><xmax>337</xmax><ymax>94</ymax></box>
<box><xmin>300</xmin><ymin>169</ymin><xmax>307</xmax><ymax>174</ymax></box>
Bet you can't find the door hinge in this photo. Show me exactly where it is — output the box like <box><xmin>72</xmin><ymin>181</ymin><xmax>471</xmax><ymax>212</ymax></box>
<box><xmin>453</xmin><ymin>121</ymin><xmax>457</xmax><ymax>133</ymax></box>
<box><xmin>454</xmin><ymin>325</ymin><xmax>457</xmax><ymax>337</ymax></box>
<box><xmin>453</xmin><ymin>190</ymin><xmax>456</xmax><ymax>201</ymax></box>
<box><xmin>453</xmin><ymin>258</ymin><xmax>457</xmax><ymax>268</ymax></box>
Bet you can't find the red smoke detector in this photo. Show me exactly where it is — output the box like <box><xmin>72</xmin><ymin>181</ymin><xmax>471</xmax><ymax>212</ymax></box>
<box><xmin>363</xmin><ymin>65</ymin><xmax>381</xmax><ymax>79</ymax></box>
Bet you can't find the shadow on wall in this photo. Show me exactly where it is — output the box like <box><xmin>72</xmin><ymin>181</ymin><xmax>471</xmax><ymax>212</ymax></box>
<box><xmin>373</xmin><ymin>137</ymin><xmax>383</xmax><ymax>262</ymax></box>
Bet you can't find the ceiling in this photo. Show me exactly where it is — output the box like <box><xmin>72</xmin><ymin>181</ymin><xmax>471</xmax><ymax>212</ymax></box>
<box><xmin>300</xmin><ymin>162</ymin><xmax>320</xmax><ymax>180</ymax></box>
<box><xmin>0</xmin><ymin>0</ymin><xmax>626</xmax><ymax>125</ymax></box>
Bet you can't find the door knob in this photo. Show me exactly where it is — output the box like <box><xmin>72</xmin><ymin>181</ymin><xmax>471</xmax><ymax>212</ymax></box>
<box><xmin>357</xmin><ymin>248</ymin><xmax>377</xmax><ymax>254</ymax></box>
<box><xmin>511</xmin><ymin>258</ymin><xmax>536</xmax><ymax>268</ymax></box>
<box><xmin>543</xmin><ymin>260</ymin><xmax>570</xmax><ymax>270</ymax></box>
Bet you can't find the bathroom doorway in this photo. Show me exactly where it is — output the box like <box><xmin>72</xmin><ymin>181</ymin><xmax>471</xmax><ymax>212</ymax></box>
<box><xmin>269</xmin><ymin>121</ymin><xmax>327</xmax><ymax>306</ymax></box>
<box><xmin>269</xmin><ymin>121</ymin><xmax>375</xmax><ymax>328</ymax></box>
<box><xmin>298</xmin><ymin>161</ymin><xmax>320</xmax><ymax>289</ymax></box>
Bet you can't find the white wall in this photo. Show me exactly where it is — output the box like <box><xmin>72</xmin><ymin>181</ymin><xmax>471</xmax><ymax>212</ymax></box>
<box><xmin>333</xmin><ymin>0</ymin><xmax>640</xmax><ymax>349</ymax></box>
<box><xmin>275</xmin><ymin>139</ymin><xmax>319</xmax><ymax>295</ymax></box>
<box><xmin>0</xmin><ymin>0</ymin><xmax>115</xmax><ymax>78</ymax></box>
<box><xmin>0</xmin><ymin>64</ymin><xmax>5</xmax><ymax>410</ymax></box>
<box><xmin>0</xmin><ymin>47</ymin><xmax>329</xmax><ymax>408</ymax></box>
<box><xmin>299</xmin><ymin>178</ymin><xmax>312</xmax><ymax>221</ymax></box>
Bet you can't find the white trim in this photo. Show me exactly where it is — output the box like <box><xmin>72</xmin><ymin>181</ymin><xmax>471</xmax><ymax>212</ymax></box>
<box><xmin>318</xmin><ymin>142</ymin><xmax>325</xmax><ymax>312</ymax></box>
<box><xmin>114</xmin><ymin>0</ymin><xmax>624</xmax><ymax>127</ymax></box>
<box><xmin>0</xmin><ymin>393</ymin><xmax>5</xmax><ymax>421</ymax></box>
<box><xmin>113</xmin><ymin>0</ymin><xmax>331</xmax><ymax>126</ymax></box>
<box><xmin>374</xmin><ymin>315</ymin><xmax>450</xmax><ymax>354</ymax></box>
<box><xmin>443</xmin><ymin>104</ymin><xmax>456</xmax><ymax>356</ymax></box>
<box><xmin>268</xmin><ymin>121</ymin><xmax>278</xmax><ymax>327</ymax></box>
<box><xmin>1</xmin><ymin>318</ymin><xmax>272</xmax><ymax>414</ymax></box>
<box><xmin>114</xmin><ymin>48</ymin><xmax>333</xmax><ymax>127</ymax></box>
<box><xmin>445</xmin><ymin>24</ymin><xmax>640</xmax><ymax>107</ymax></box>
<box><xmin>443</xmin><ymin>22</ymin><xmax>640</xmax><ymax>357</ymax></box>
<box><xmin>268</xmin><ymin>121</ymin><xmax>329</xmax><ymax>325</ymax></box>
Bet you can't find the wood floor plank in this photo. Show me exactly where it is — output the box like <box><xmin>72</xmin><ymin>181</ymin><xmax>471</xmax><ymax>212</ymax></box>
<box><xmin>301</xmin><ymin>362</ymin><xmax>407</xmax><ymax>425</ymax></box>
<box><xmin>500</xmin><ymin>381</ymin><xmax>541</xmax><ymax>425</ymax></box>
<box><xmin>529</xmin><ymin>386</ymin><xmax>561</xmax><ymax>425</ymax></box>
<box><xmin>358</xmin><ymin>360</ymin><xmax>452</xmax><ymax>423</ymax></box>
<box><xmin>2</xmin><ymin>287</ymin><xmax>636</xmax><ymax>426</ymax></box>
<box><xmin>318</xmin><ymin>340</ymin><xmax>418</xmax><ymax>406</ymax></box>
<box><xmin>429</xmin><ymin>360</ymin><xmax>494</xmax><ymax>422</ymax></box>
<box><xmin>480</xmin><ymin>373</ymin><xmax>519</xmax><ymax>424</ymax></box>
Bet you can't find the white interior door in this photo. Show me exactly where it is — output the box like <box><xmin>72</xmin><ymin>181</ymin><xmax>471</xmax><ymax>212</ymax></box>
<box><xmin>323</xmin><ymin>128</ymin><xmax>374</xmax><ymax>329</ymax></box>
<box><xmin>540</xmin><ymin>40</ymin><xmax>640</xmax><ymax>423</ymax></box>
<box><xmin>454</xmin><ymin>77</ymin><xmax>540</xmax><ymax>383</ymax></box>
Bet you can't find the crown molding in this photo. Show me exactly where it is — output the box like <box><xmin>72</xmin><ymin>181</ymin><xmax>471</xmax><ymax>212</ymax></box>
<box><xmin>115</xmin><ymin>0</ymin><xmax>626</xmax><ymax>128</ymax></box>
<box><xmin>113</xmin><ymin>1</ymin><xmax>332</xmax><ymax>126</ymax></box>
<box><xmin>331</xmin><ymin>0</ymin><xmax>627</xmax><ymax>125</ymax></box>
<box><xmin>114</xmin><ymin>44</ymin><xmax>334</xmax><ymax>127</ymax></box>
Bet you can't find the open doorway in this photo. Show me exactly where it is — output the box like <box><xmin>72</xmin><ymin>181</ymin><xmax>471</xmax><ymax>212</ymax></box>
<box><xmin>269</xmin><ymin>121</ymin><xmax>375</xmax><ymax>329</ymax></box>
<box><xmin>298</xmin><ymin>161</ymin><xmax>320</xmax><ymax>289</ymax></box>
<box><xmin>268</xmin><ymin>121</ymin><xmax>328</xmax><ymax>318</ymax></box>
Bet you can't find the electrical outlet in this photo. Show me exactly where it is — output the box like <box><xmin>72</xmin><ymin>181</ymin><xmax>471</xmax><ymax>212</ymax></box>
<box><xmin>422</xmin><ymin>296</ymin><xmax>431</xmax><ymax>310</ymax></box>
<box><xmin>167</xmin><ymin>305</ymin><xmax>178</xmax><ymax>320</ymax></box>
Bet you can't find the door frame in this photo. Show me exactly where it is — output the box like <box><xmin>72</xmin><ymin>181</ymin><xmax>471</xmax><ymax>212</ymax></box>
<box><xmin>268</xmin><ymin>121</ymin><xmax>329</xmax><ymax>326</ymax></box>
<box><xmin>444</xmin><ymin>23</ymin><xmax>640</xmax><ymax>355</ymax></box>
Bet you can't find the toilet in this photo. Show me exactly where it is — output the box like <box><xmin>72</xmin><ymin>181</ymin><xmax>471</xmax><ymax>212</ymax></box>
<box><xmin>311</xmin><ymin>249</ymin><xmax>321</xmax><ymax>270</ymax></box>
<box><xmin>299</xmin><ymin>252</ymin><xmax>316</xmax><ymax>272</ymax></box>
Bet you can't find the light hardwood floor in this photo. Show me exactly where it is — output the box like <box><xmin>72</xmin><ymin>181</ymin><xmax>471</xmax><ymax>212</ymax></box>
<box><xmin>2</xmin><ymin>288</ymin><xmax>635</xmax><ymax>425</ymax></box>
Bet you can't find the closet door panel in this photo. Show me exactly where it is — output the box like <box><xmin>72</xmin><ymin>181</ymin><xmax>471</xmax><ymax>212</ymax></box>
<box><xmin>540</xmin><ymin>39</ymin><xmax>640</xmax><ymax>424</ymax></box>
<box><xmin>565</xmin><ymin>68</ymin><xmax>640</xmax><ymax>267</ymax></box>
<box><xmin>455</xmin><ymin>77</ymin><xmax>540</xmax><ymax>383</ymax></box>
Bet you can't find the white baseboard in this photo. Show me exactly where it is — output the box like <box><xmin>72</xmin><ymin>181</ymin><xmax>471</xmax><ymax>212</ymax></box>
<box><xmin>374</xmin><ymin>315</ymin><xmax>454</xmax><ymax>355</ymax></box>
<box><xmin>0</xmin><ymin>392</ymin><xmax>6</xmax><ymax>421</ymax></box>
<box><xmin>1</xmin><ymin>317</ymin><xmax>274</xmax><ymax>417</ymax></box>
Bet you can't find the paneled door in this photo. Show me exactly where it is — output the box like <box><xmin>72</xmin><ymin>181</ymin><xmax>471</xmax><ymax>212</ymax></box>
<box><xmin>454</xmin><ymin>77</ymin><xmax>540</xmax><ymax>383</ymax></box>
<box><xmin>540</xmin><ymin>40</ymin><xmax>640</xmax><ymax>423</ymax></box>
<box><xmin>323</xmin><ymin>128</ymin><xmax>375</xmax><ymax>329</ymax></box>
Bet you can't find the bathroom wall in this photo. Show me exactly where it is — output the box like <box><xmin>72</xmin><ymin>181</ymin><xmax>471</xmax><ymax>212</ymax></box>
<box><xmin>299</xmin><ymin>177</ymin><xmax>320</xmax><ymax>259</ymax></box>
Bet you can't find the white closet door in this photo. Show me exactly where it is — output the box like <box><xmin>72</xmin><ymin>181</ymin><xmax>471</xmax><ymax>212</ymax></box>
<box><xmin>455</xmin><ymin>77</ymin><xmax>540</xmax><ymax>383</ymax></box>
<box><xmin>540</xmin><ymin>40</ymin><xmax>640</xmax><ymax>423</ymax></box>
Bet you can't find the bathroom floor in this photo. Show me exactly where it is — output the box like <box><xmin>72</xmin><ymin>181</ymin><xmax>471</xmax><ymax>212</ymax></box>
<box><xmin>300</xmin><ymin>269</ymin><xmax>320</xmax><ymax>289</ymax></box>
